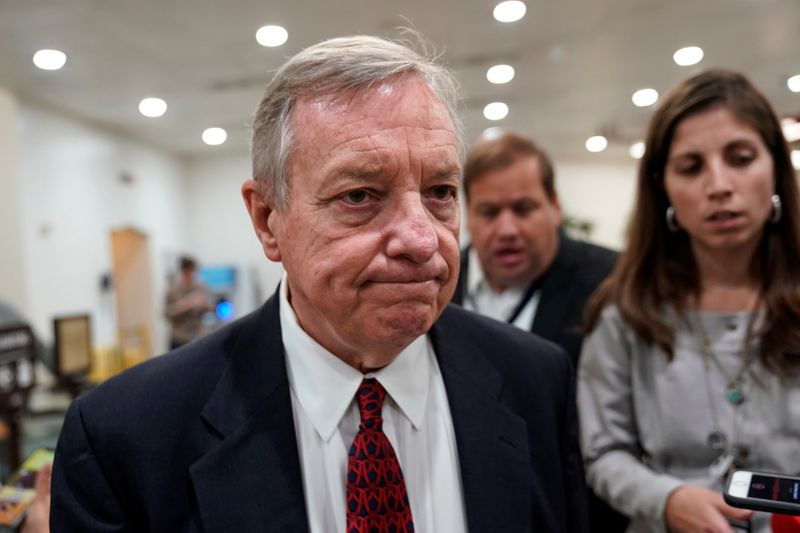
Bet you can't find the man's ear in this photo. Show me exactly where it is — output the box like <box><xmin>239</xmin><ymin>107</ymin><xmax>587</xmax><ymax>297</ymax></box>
<box><xmin>241</xmin><ymin>179</ymin><xmax>282</xmax><ymax>262</ymax></box>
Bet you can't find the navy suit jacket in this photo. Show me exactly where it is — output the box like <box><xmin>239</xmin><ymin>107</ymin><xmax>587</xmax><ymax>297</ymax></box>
<box><xmin>51</xmin><ymin>295</ymin><xmax>588</xmax><ymax>532</ymax></box>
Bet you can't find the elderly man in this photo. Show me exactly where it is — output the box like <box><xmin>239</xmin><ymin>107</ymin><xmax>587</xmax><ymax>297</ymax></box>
<box><xmin>51</xmin><ymin>37</ymin><xmax>587</xmax><ymax>532</ymax></box>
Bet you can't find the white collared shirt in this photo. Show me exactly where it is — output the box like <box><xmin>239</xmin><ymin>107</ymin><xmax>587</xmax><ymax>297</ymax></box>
<box><xmin>462</xmin><ymin>248</ymin><xmax>540</xmax><ymax>330</ymax></box>
<box><xmin>279</xmin><ymin>276</ymin><xmax>468</xmax><ymax>533</ymax></box>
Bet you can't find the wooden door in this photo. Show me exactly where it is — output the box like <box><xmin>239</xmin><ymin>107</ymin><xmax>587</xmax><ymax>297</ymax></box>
<box><xmin>110</xmin><ymin>228</ymin><xmax>153</xmax><ymax>359</ymax></box>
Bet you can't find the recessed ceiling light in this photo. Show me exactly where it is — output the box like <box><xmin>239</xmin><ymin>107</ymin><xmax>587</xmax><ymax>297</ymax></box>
<box><xmin>256</xmin><ymin>25</ymin><xmax>288</xmax><ymax>47</ymax></box>
<box><xmin>483</xmin><ymin>102</ymin><xmax>509</xmax><ymax>121</ymax></box>
<box><xmin>673</xmin><ymin>46</ymin><xmax>704</xmax><ymax>66</ymax></box>
<box><xmin>202</xmin><ymin>127</ymin><xmax>228</xmax><ymax>146</ymax></box>
<box><xmin>782</xmin><ymin>119</ymin><xmax>800</xmax><ymax>143</ymax></box>
<box><xmin>138</xmin><ymin>97</ymin><xmax>167</xmax><ymax>118</ymax></box>
<box><xmin>788</xmin><ymin>74</ymin><xmax>800</xmax><ymax>93</ymax></box>
<box><xmin>486</xmin><ymin>64</ymin><xmax>515</xmax><ymax>84</ymax></box>
<box><xmin>482</xmin><ymin>127</ymin><xmax>504</xmax><ymax>140</ymax></box>
<box><xmin>585</xmin><ymin>135</ymin><xmax>608</xmax><ymax>153</ymax></box>
<box><xmin>33</xmin><ymin>49</ymin><xmax>67</xmax><ymax>71</ymax></box>
<box><xmin>493</xmin><ymin>1</ymin><xmax>526</xmax><ymax>22</ymax></box>
<box><xmin>632</xmin><ymin>88</ymin><xmax>658</xmax><ymax>107</ymax></box>
<box><xmin>792</xmin><ymin>150</ymin><xmax>800</xmax><ymax>170</ymax></box>
<box><xmin>629</xmin><ymin>141</ymin><xmax>645</xmax><ymax>159</ymax></box>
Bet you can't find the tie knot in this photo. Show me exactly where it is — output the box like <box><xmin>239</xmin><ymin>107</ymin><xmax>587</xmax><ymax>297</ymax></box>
<box><xmin>355</xmin><ymin>378</ymin><xmax>386</xmax><ymax>426</ymax></box>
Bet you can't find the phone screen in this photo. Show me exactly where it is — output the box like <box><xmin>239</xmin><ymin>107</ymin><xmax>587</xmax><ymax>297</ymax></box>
<box><xmin>0</xmin><ymin>448</ymin><xmax>54</xmax><ymax>527</ymax></box>
<box><xmin>748</xmin><ymin>474</ymin><xmax>800</xmax><ymax>505</ymax></box>
<box><xmin>0</xmin><ymin>487</ymin><xmax>35</xmax><ymax>526</ymax></box>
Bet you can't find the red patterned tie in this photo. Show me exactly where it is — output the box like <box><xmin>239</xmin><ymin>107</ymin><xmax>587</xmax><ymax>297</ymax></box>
<box><xmin>346</xmin><ymin>378</ymin><xmax>414</xmax><ymax>533</ymax></box>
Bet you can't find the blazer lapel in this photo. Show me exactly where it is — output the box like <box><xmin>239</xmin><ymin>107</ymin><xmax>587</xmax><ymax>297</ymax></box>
<box><xmin>190</xmin><ymin>296</ymin><xmax>309</xmax><ymax>532</ymax></box>
<box><xmin>530</xmin><ymin>237</ymin><xmax>575</xmax><ymax>339</ymax></box>
<box><xmin>429</xmin><ymin>314</ymin><xmax>534</xmax><ymax>532</ymax></box>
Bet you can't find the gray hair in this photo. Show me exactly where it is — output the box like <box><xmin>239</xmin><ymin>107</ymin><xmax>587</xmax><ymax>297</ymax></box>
<box><xmin>251</xmin><ymin>34</ymin><xmax>463</xmax><ymax>208</ymax></box>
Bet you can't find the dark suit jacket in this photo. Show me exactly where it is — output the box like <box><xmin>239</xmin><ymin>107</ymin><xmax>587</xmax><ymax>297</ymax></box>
<box><xmin>452</xmin><ymin>233</ymin><xmax>617</xmax><ymax>367</ymax></box>
<box><xmin>51</xmin><ymin>295</ymin><xmax>588</xmax><ymax>532</ymax></box>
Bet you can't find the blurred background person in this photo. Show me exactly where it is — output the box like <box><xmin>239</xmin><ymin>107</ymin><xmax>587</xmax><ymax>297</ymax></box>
<box><xmin>579</xmin><ymin>69</ymin><xmax>800</xmax><ymax>533</ymax></box>
<box><xmin>453</xmin><ymin>132</ymin><xmax>617</xmax><ymax>366</ymax></box>
<box><xmin>164</xmin><ymin>256</ymin><xmax>212</xmax><ymax>350</ymax></box>
<box><xmin>454</xmin><ymin>132</ymin><xmax>624</xmax><ymax>532</ymax></box>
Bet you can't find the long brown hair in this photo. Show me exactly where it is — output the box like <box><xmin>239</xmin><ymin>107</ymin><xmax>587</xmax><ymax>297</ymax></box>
<box><xmin>585</xmin><ymin>69</ymin><xmax>800</xmax><ymax>373</ymax></box>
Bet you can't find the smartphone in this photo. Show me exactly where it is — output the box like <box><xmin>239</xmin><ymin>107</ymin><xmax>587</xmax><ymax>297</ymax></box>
<box><xmin>0</xmin><ymin>448</ymin><xmax>54</xmax><ymax>528</ymax></box>
<box><xmin>725</xmin><ymin>470</ymin><xmax>800</xmax><ymax>516</ymax></box>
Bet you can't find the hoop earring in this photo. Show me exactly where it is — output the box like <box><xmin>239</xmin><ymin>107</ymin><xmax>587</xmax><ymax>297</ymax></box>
<box><xmin>770</xmin><ymin>194</ymin><xmax>782</xmax><ymax>223</ymax></box>
<box><xmin>666</xmin><ymin>206</ymin><xmax>680</xmax><ymax>232</ymax></box>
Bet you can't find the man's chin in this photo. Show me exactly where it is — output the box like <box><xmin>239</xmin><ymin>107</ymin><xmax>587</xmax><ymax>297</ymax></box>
<box><xmin>372</xmin><ymin>303</ymin><xmax>437</xmax><ymax>340</ymax></box>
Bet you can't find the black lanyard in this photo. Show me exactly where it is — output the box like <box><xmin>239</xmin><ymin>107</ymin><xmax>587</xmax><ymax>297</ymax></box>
<box><xmin>506</xmin><ymin>280</ymin><xmax>541</xmax><ymax>324</ymax></box>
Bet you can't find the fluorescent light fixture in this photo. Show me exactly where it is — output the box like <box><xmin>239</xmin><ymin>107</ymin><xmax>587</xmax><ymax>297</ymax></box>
<box><xmin>33</xmin><ymin>49</ymin><xmax>67</xmax><ymax>70</ymax></box>
<box><xmin>585</xmin><ymin>135</ymin><xmax>608</xmax><ymax>153</ymax></box>
<box><xmin>482</xmin><ymin>127</ymin><xmax>504</xmax><ymax>140</ymax></box>
<box><xmin>673</xmin><ymin>46</ymin><xmax>703</xmax><ymax>66</ymax></box>
<box><xmin>483</xmin><ymin>102</ymin><xmax>509</xmax><ymax>121</ymax></box>
<box><xmin>792</xmin><ymin>150</ymin><xmax>800</xmax><ymax>170</ymax></box>
<box><xmin>256</xmin><ymin>25</ymin><xmax>288</xmax><ymax>47</ymax></box>
<box><xmin>782</xmin><ymin>119</ymin><xmax>800</xmax><ymax>143</ymax></box>
<box><xmin>632</xmin><ymin>88</ymin><xmax>658</xmax><ymax>107</ymax></box>
<box><xmin>493</xmin><ymin>1</ymin><xmax>526</xmax><ymax>22</ymax></box>
<box><xmin>788</xmin><ymin>74</ymin><xmax>800</xmax><ymax>93</ymax></box>
<box><xmin>202</xmin><ymin>127</ymin><xmax>228</xmax><ymax>146</ymax></box>
<box><xmin>487</xmin><ymin>64</ymin><xmax>515</xmax><ymax>84</ymax></box>
<box><xmin>138</xmin><ymin>97</ymin><xmax>167</xmax><ymax>118</ymax></box>
<box><xmin>629</xmin><ymin>141</ymin><xmax>645</xmax><ymax>159</ymax></box>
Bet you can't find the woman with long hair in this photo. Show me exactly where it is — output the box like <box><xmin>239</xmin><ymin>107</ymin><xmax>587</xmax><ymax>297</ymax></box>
<box><xmin>579</xmin><ymin>69</ymin><xmax>800</xmax><ymax>532</ymax></box>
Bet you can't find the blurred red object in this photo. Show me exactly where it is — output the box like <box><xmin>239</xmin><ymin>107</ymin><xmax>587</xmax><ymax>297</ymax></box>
<box><xmin>772</xmin><ymin>513</ymin><xmax>800</xmax><ymax>532</ymax></box>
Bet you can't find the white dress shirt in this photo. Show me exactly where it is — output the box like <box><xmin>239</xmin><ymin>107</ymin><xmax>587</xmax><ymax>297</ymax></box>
<box><xmin>279</xmin><ymin>277</ymin><xmax>468</xmax><ymax>533</ymax></box>
<box><xmin>462</xmin><ymin>248</ymin><xmax>539</xmax><ymax>330</ymax></box>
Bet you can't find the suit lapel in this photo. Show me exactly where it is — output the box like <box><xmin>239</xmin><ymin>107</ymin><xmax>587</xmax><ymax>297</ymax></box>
<box><xmin>530</xmin><ymin>235</ymin><xmax>576</xmax><ymax>339</ymax></box>
<box><xmin>430</xmin><ymin>311</ymin><xmax>533</xmax><ymax>532</ymax></box>
<box><xmin>190</xmin><ymin>296</ymin><xmax>309</xmax><ymax>532</ymax></box>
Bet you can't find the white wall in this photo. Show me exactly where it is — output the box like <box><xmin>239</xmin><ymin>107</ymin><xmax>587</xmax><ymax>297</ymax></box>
<box><xmin>557</xmin><ymin>160</ymin><xmax>639</xmax><ymax>250</ymax></box>
<box><xmin>16</xmin><ymin>105</ymin><xmax>190</xmax><ymax>351</ymax></box>
<box><xmin>0</xmin><ymin>89</ymin><xmax>27</xmax><ymax>313</ymax></box>
<box><xmin>185</xmin><ymin>155</ymin><xmax>284</xmax><ymax>317</ymax></box>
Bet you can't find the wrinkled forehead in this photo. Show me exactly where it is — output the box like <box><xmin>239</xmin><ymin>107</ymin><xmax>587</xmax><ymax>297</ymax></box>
<box><xmin>289</xmin><ymin>77</ymin><xmax>458</xmax><ymax>161</ymax></box>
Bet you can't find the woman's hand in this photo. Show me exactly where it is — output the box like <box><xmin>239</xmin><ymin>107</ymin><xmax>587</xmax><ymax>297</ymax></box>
<box><xmin>21</xmin><ymin>463</ymin><xmax>52</xmax><ymax>533</ymax></box>
<box><xmin>665</xmin><ymin>485</ymin><xmax>752</xmax><ymax>533</ymax></box>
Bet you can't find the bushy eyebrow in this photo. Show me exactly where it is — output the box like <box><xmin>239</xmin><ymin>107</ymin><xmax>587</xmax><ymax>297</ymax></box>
<box><xmin>328</xmin><ymin>163</ymin><xmax>384</xmax><ymax>184</ymax></box>
<box><xmin>429</xmin><ymin>167</ymin><xmax>462</xmax><ymax>182</ymax></box>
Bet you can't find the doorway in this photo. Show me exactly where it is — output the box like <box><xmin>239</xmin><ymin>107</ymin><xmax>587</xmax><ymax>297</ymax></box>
<box><xmin>110</xmin><ymin>227</ymin><xmax>154</xmax><ymax>362</ymax></box>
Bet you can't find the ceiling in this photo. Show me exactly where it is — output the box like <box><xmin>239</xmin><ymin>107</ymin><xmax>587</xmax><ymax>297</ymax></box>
<box><xmin>1</xmin><ymin>0</ymin><xmax>799</xmax><ymax>164</ymax></box>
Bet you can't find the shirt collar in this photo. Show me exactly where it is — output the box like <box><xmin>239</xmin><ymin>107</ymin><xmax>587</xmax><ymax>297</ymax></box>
<box><xmin>278</xmin><ymin>273</ymin><xmax>431</xmax><ymax>441</ymax></box>
<box><xmin>466</xmin><ymin>246</ymin><xmax>485</xmax><ymax>296</ymax></box>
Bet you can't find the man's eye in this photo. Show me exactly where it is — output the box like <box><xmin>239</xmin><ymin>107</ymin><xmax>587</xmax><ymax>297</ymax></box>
<box><xmin>475</xmin><ymin>205</ymin><xmax>498</xmax><ymax>218</ymax></box>
<box><xmin>430</xmin><ymin>185</ymin><xmax>456</xmax><ymax>201</ymax></box>
<box><xmin>512</xmin><ymin>202</ymin><xmax>536</xmax><ymax>217</ymax></box>
<box><xmin>342</xmin><ymin>190</ymin><xmax>370</xmax><ymax>204</ymax></box>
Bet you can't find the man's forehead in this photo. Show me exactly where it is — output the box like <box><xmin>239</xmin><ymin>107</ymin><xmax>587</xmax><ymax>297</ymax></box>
<box><xmin>290</xmin><ymin>79</ymin><xmax>457</xmax><ymax>159</ymax></box>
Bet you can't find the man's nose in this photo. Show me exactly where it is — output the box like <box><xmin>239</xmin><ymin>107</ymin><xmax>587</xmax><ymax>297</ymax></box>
<box><xmin>386</xmin><ymin>196</ymin><xmax>438</xmax><ymax>262</ymax></box>
<box><xmin>495</xmin><ymin>209</ymin><xmax>520</xmax><ymax>238</ymax></box>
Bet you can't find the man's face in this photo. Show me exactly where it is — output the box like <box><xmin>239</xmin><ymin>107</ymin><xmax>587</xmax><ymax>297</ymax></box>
<box><xmin>466</xmin><ymin>156</ymin><xmax>562</xmax><ymax>291</ymax></box>
<box><xmin>254</xmin><ymin>77</ymin><xmax>461</xmax><ymax>369</ymax></box>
